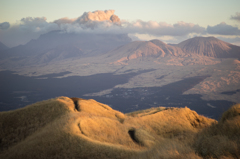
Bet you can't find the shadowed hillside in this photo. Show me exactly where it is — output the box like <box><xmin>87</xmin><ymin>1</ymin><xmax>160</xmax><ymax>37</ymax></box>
<box><xmin>0</xmin><ymin>97</ymin><xmax>239</xmax><ymax>159</ymax></box>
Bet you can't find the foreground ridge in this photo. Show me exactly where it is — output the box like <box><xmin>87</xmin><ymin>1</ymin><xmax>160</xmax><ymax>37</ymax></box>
<box><xmin>0</xmin><ymin>97</ymin><xmax>239</xmax><ymax>159</ymax></box>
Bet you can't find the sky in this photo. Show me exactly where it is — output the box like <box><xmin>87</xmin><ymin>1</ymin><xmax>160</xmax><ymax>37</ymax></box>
<box><xmin>0</xmin><ymin>0</ymin><xmax>240</xmax><ymax>47</ymax></box>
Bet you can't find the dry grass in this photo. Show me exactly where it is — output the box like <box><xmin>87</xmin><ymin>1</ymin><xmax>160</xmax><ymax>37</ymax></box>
<box><xmin>77</xmin><ymin>98</ymin><xmax>126</xmax><ymax>122</ymax></box>
<box><xmin>126</xmin><ymin>106</ymin><xmax>167</xmax><ymax>117</ymax></box>
<box><xmin>194</xmin><ymin>104</ymin><xmax>240</xmax><ymax>158</ymax></box>
<box><xmin>0</xmin><ymin>96</ymin><xmax>238</xmax><ymax>159</ymax></box>
<box><xmin>132</xmin><ymin>138</ymin><xmax>202</xmax><ymax>159</ymax></box>
<box><xmin>127</xmin><ymin>107</ymin><xmax>215</xmax><ymax>139</ymax></box>
<box><xmin>0</xmin><ymin>97</ymin><xmax>75</xmax><ymax>152</ymax></box>
<box><xmin>220</xmin><ymin>103</ymin><xmax>240</xmax><ymax>123</ymax></box>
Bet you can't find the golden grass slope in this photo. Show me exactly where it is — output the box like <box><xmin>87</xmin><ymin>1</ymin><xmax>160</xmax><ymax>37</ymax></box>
<box><xmin>0</xmin><ymin>97</ymin><xmax>75</xmax><ymax>152</ymax></box>
<box><xmin>194</xmin><ymin>104</ymin><xmax>240</xmax><ymax>158</ymax></box>
<box><xmin>0</xmin><ymin>97</ymin><xmax>239</xmax><ymax>159</ymax></box>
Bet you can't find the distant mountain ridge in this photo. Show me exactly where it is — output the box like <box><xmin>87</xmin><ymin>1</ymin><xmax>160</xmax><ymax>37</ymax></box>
<box><xmin>0</xmin><ymin>42</ymin><xmax>8</xmax><ymax>51</ymax></box>
<box><xmin>0</xmin><ymin>31</ymin><xmax>132</xmax><ymax>63</ymax></box>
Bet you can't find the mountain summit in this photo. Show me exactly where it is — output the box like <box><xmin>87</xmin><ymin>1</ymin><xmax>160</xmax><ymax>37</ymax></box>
<box><xmin>177</xmin><ymin>36</ymin><xmax>240</xmax><ymax>58</ymax></box>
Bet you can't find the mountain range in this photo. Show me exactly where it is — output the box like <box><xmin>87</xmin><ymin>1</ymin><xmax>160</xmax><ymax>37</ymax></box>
<box><xmin>103</xmin><ymin>37</ymin><xmax>240</xmax><ymax>65</ymax></box>
<box><xmin>0</xmin><ymin>32</ymin><xmax>240</xmax><ymax>110</ymax></box>
<box><xmin>1</xmin><ymin>33</ymin><xmax>240</xmax><ymax>65</ymax></box>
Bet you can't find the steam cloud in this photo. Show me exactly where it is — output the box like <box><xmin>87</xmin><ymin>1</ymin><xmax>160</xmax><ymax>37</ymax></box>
<box><xmin>0</xmin><ymin>10</ymin><xmax>239</xmax><ymax>47</ymax></box>
<box><xmin>75</xmin><ymin>10</ymin><xmax>120</xmax><ymax>23</ymax></box>
<box><xmin>54</xmin><ymin>10</ymin><xmax>120</xmax><ymax>29</ymax></box>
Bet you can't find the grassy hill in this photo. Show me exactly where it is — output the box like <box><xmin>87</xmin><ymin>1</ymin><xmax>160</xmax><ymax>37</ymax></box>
<box><xmin>0</xmin><ymin>97</ymin><xmax>239</xmax><ymax>159</ymax></box>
